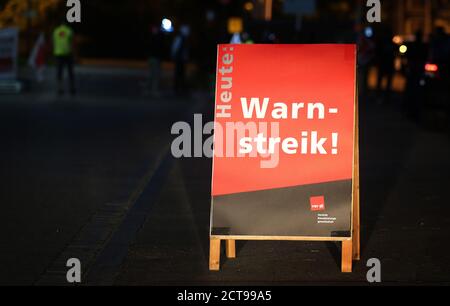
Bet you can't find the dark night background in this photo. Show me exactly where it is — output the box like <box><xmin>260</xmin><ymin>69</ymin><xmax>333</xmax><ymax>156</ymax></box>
<box><xmin>0</xmin><ymin>0</ymin><xmax>449</xmax><ymax>286</ymax></box>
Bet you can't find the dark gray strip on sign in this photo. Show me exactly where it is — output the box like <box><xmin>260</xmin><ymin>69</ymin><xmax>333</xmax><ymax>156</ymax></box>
<box><xmin>212</xmin><ymin>179</ymin><xmax>352</xmax><ymax>237</ymax></box>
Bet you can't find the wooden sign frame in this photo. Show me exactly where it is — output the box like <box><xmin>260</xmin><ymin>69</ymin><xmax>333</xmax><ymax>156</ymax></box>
<box><xmin>209</xmin><ymin>98</ymin><xmax>360</xmax><ymax>273</ymax></box>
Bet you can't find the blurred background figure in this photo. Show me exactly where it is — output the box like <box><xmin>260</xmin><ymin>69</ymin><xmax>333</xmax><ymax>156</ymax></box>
<box><xmin>429</xmin><ymin>27</ymin><xmax>450</xmax><ymax>79</ymax></box>
<box><xmin>421</xmin><ymin>26</ymin><xmax>450</xmax><ymax>123</ymax></box>
<box><xmin>27</xmin><ymin>32</ymin><xmax>47</xmax><ymax>83</ymax></box>
<box><xmin>230</xmin><ymin>32</ymin><xmax>242</xmax><ymax>43</ymax></box>
<box><xmin>404</xmin><ymin>30</ymin><xmax>428</xmax><ymax>121</ymax></box>
<box><xmin>242</xmin><ymin>32</ymin><xmax>254</xmax><ymax>44</ymax></box>
<box><xmin>52</xmin><ymin>19</ymin><xmax>75</xmax><ymax>96</ymax></box>
<box><xmin>171</xmin><ymin>24</ymin><xmax>190</xmax><ymax>96</ymax></box>
<box><xmin>357</xmin><ymin>28</ymin><xmax>375</xmax><ymax>97</ymax></box>
<box><xmin>148</xmin><ymin>24</ymin><xmax>164</xmax><ymax>97</ymax></box>
<box><xmin>429</xmin><ymin>27</ymin><xmax>450</xmax><ymax>99</ymax></box>
<box><xmin>374</xmin><ymin>28</ymin><xmax>396</xmax><ymax>104</ymax></box>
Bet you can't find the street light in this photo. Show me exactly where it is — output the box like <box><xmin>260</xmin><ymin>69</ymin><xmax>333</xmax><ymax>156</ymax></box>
<box><xmin>399</xmin><ymin>45</ymin><xmax>407</xmax><ymax>54</ymax></box>
<box><xmin>161</xmin><ymin>18</ymin><xmax>173</xmax><ymax>33</ymax></box>
<box><xmin>244</xmin><ymin>2</ymin><xmax>254</xmax><ymax>11</ymax></box>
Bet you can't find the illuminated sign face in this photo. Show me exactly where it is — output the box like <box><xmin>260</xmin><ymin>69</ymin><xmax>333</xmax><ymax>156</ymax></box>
<box><xmin>211</xmin><ymin>44</ymin><xmax>356</xmax><ymax>238</ymax></box>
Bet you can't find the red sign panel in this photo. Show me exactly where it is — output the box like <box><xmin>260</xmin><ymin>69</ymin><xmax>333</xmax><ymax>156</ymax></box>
<box><xmin>211</xmin><ymin>44</ymin><xmax>356</xmax><ymax>238</ymax></box>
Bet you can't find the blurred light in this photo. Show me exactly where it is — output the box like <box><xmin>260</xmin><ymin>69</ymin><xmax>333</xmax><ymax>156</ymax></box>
<box><xmin>228</xmin><ymin>17</ymin><xmax>243</xmax><ymax>34</ymax></box>
<box><xmin>230</xmin><ymin>33</ymin><xmax>242</xmax><ymax>44</ymax></box>
<box><xmin>364</xmin><ymin>27</ymin><xmax>373</xmax><ymax>38</ymax></box>
<box><xmin>392</xmin><ymin>35</ymin><xmax>403</xmax><ymax>44</ymax></box>
<box><xmin>425</xmin><ymin>63</ymin><xmax>438</xmax><ymax>72</ymax></box>
<box><xmin>399</xmin><ymin>45</ymin><xmax>407</xmax><ymax>54</ymax></box>
<box><xmin>180</xmin><ymin>25</ymin><xmax>190</xmax><ymax>37</ymax></box>
<box><xmin>244</xmin><ymin>2</ymin><xmax>254</xmax><ymax>11</ymax></box>
<box><xmin>206</xmin><ymin>10</ymin><xmax>215</xmax><ymax>22</ymax></box>
<box><xmin>394</xmin><ymin>57</ymin><xmax>402</xmax><ymax>71</ymax></box>
<box><xmin>161</xmin><ymin>18</ymin><xmax>173</xmax><ymax>32</ymax></box>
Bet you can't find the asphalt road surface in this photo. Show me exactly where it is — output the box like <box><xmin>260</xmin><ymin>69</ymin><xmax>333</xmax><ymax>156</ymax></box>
<box><xmin>0</xmin><ymin>66</ymin><xmax>449</xmax><ymax>285</ymax></box>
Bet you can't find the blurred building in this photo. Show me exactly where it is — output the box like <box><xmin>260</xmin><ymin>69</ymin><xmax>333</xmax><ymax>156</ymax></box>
<box><xmin>394</xmin><ymin>0</ymin><xmax>450</xmax><ymax>39</ymax></box>
<box><xmin>1</xmin><ymin>0</ymin><xmax>449</xmax><ymax>60</ymax></box>
<box><xmin>0</xmin><ymin>0</ymin><xmax>60</xmax><ymax>55</ymax></box>
<box><xmin>0</xmin><ymin>0</ymin><xmax>59</xmax><ymax>30</ymax></box>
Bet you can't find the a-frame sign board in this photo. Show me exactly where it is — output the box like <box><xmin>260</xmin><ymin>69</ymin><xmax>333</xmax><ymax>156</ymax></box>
<box><xmin>209</xmin><ymin>44</ymin><xmax>360</xmax><ymax>272</ymax></box>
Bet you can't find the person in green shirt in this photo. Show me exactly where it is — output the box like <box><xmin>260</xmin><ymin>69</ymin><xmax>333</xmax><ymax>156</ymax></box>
<box><xmin>53</xmin><ymin>21</ymin><xmax>75</xmax><ymax>95</ymax></box>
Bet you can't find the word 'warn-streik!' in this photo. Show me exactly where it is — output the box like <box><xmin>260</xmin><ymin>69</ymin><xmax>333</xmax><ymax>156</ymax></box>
<box><xmin>236</xmin><ymin>97</ymin><xmax>340</xmax><ymax>156</ymax></box>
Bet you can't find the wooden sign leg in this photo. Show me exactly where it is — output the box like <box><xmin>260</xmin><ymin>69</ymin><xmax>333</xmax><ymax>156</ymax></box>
<box><xmin>209</xmin><ymin>237</ymin><xmax>221</xmax><ymax>271</ymax></box>
<box><xmin>341</xmin><ymin>239</ymin><xmax>353</xmax><ymax>273</ymax></box>
<box><xmin>352</xmin><ymin>99</ymin><xmax>361</xmax><ymax>261</ymax></box>
<box><xmin>352</xmin><ymin>170</ymin><xmax>360</xmax><ymax>261</ymax></box>
<box><xmin>226</xmin><ymin>239</ymin><xmax>236</xmax><ymax>258</ymax></box>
